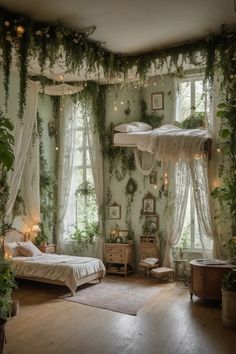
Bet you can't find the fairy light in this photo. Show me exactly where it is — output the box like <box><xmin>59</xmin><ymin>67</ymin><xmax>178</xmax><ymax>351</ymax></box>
<box><xmin>59</xmin><ymin>74</ymin><xmax>64</xmax><ymax>81</ymax></box>
<box><xmin>55</xmin><ymin>146</ymin><xmax>59</xmax><ymax>151</ymax></box>
<box><xmin>121</xmin><ymin>100</ymin><xmax>124</xmax><ymax>105</ymax></box>
<box><xmin>16</xmin><ymin>25</ymin><xmax>25</xmax><ymax>37</ymax></box>
<box><xmin>216</xmin><ymin>146</ymin><xmax>221</xmax><ymax>153</ymax></box>
<box><xmin>154</xmin><ymin>185</ymin><xmax>157</xmax><ymax>189</ymax></box>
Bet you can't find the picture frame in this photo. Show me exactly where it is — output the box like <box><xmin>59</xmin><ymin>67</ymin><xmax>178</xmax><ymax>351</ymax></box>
<box><xmin>149</xmin><ymin>171</ymin><xmax>157</xmax><ymax>185</ymax></box>
<box><xmin>108</xmin><ymin>203</ymin><xmax>121</xmax><ymax>219</ymax></box>
<box><xmin>151</xmin><ymin>92</ymin><xmax>164</xmax><ymax>110</ymax></box>
<box><xmin>142</xmin><ymin>193</ymin><xmax>156</xmax><ymax>215</ymax></box>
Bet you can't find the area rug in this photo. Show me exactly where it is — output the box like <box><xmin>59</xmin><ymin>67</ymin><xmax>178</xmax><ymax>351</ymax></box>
<box><xmin>62</xmin><ymin>279</ymin><xmax>161</xmax><ymax>315</ymax></box>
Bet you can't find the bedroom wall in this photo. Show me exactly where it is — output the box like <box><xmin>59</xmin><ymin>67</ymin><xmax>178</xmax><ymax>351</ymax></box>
<box><xmin>104</xmin><ymin>77</ymin><xmax>172</xmax><ymax>270</ymax></box>
<box><xmin>104</xmin><ymin>73</ymin><xmax>231</xmax><ymax>270</ymax></box>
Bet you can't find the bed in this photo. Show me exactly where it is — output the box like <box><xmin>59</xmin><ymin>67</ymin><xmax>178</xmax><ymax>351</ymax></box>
<box><xmin>113</xmin><ymin>124</ymin><xmax>212</xmax><ymax>160</ymax></box>
<box><xmin>4</xmin><ymin>229</ymin><xmax>106</xmax><ymax>295</ymax></box>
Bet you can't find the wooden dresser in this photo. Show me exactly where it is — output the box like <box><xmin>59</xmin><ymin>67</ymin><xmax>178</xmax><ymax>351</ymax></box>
<box><xmin>189</xmin><ymin>260</ymin><xmax>233</xmax><ymax>301</ymax></box>
<box><xmin>105</xmin><ymin>243</ymin><xmax>134</xmax><ymax>276</ymax></box>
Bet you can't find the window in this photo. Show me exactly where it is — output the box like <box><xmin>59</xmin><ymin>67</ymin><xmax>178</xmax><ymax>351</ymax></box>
<box><xmin>175</xmin><ymin>74</ymin><xmax>212</xmax><ymax>251</ymax></box>
<box><xmin>64</xmin><ymin>106</ymin><xmax>98</xmax><ymax>240</ymax></box>
<box><xmin>175</xmin><ymin>74</ymin><xmax>210</xmax><ymax>123</ymax></box>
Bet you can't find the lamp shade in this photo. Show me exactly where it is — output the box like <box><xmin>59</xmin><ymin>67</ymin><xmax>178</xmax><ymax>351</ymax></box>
<box><xmin>32</xmin><ymin>224</ymin><xmax>41</xmax><ymax>232</ymax></box>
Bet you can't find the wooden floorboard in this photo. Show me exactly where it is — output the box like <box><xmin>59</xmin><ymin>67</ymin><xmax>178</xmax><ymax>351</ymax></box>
<box><xmin>4</xmin><ymin>275</ymin><xmax>236</xmax><ymax>354</ymax></box>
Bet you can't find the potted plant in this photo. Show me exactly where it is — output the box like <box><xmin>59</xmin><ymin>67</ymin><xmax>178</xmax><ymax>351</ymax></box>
<box><xmin>222</xmin><ymin>268</ymin><xmax>236</xmax><ymax>329</ymax></box>
<box><xmin>0</xmin><ymin>252</ymin><xmax>16</xmax><ymax>354</ymax></box>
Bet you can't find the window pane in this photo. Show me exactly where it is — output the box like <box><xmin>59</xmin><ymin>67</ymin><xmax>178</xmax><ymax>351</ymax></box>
<box><xmin>195</xmin><ymin>80</ymin><xmax>205</xmax><ymax>112</ymax></box>
<box><xmin>75</xmin><ymin>130</ymin><xmax>83</xmax><ymax>148</ymax></box>
<box><xmin>179</xmin><ymin>81</ymin><xmax>191</xmax><ymax>121</ymax></box>
<box><xmin>74</xmin><ymin>149</ymin><xmax>83</xmax><ymax>166</ymax></box>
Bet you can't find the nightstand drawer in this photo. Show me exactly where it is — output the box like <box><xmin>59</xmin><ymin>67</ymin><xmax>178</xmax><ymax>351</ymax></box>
<box><xmin>39</xmin><ymin>244</ymin><xmax>56</xmax><ymax>254</ymax></box>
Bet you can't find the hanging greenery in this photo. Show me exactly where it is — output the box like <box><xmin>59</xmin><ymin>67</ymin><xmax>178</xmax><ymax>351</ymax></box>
<box><xmin>211</xmin><ymin>30</ymin><xmax>236</xmax><ymax>236</ymax></box>
<box><xmin>0</xmin><ymin>6</ymin><xmax>235</xmax><ymax>121</ymax></box>
<box><xmin>37</xmin><ymin>112</ymin><xmax>57</xmax><ymax>243</ymax></box>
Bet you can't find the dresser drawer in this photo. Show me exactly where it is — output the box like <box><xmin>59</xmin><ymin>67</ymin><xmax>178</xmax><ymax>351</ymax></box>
<box><xmin>106</xmin><ymin>254</ymin><xmax>125</xmax><ymax>262</ymax></box>
<box><xmin>105</xmin><ymin>246</ymin><xmax>125</xmax><ymax>255</ymax></box>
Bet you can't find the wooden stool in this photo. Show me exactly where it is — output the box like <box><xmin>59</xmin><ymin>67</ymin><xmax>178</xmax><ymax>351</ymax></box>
<box><xmin>150</xmin><ymin>267</ymin><xmax>175</xmax><ymax>282</ymax></box>
<box><xmin>139</xmin><ymin>262</ymin><xmax>159</xmax><ymax>278</ymax></box>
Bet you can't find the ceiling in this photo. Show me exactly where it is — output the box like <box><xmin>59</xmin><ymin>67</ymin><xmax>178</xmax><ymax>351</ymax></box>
<box><xmin>0</xmin><ymin>0</ymin><xmax>235</xmax><ymax>54</ymax></box>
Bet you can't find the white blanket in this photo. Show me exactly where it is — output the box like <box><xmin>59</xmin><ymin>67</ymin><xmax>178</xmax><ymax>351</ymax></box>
<box><xmin>12</xmin><ymin>254</ymin><xmax>106</xmax><ymax>293</ymax></box>
<box><xmin>136</xmin><ymin>124</ymin><xmax>210</xmax><ymax>161</ymax></box>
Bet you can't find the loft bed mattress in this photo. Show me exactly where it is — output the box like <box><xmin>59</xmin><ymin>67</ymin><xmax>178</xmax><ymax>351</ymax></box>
<box><xmin>113</xmin><ymin>124</ymin><xmax>211</xmax><ymax>159</ymax></box>
<box><xmin>12</xmin><ymin>254</ymin><xmax>106</xmax><ymax>294</ymax></box>
<box><xmin>114</xmin><ymin>130</ymin><xmax>152</xmax><ymax>147</ymax></box>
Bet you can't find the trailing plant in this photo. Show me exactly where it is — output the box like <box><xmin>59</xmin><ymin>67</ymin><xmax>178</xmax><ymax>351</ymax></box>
<box><xmin>103</xmin><ymin>123</ymin><xmax>136</xmax><ymax>180</ymax></box>
<box><xmin>211</xmin><ymin>29</ymin><xmax>236</xmax><ymax>236</ymax></box>
<box><xmin>140</xmin><ymin>99</ymin><xmax>163</xmax><ymax>128</ymax></box>
<box><xmin>0</xmin><ymin>6</ymin><xmax>235</xmax><ymax>121</ymax></box>
<box><xmin>37</xmin><ymin>112</ymin><xmax>57</xmax><ymax>242</ymax></box>
<box><xmin>0</xmin><ymin>111</ymin><xmax>14</xmax><ymax>171</ymax></box>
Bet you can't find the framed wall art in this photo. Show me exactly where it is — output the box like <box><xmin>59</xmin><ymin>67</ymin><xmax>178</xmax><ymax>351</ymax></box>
<box><xmin>108</xmin><ymin>203</ymin><xmax>121</xmax><ymax>219</ymax></box>
<box><xmin>142</xmin><ymin>193</ymin><xmax>156</xmax><ymax>215</ymax></box>
<box><xmin>151</xmin><ymin>92</ymin><xmax>164</xmax><ymax>110</ymax></box>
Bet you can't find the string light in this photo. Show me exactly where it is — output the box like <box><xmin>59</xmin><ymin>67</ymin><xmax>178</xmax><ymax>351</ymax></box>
<box><xmin>55</xmin><ymin>146</ymin><xmax>59</xmax><ymax>151</ymax></box>
<box><xmin>216</xmin><ymin>146</ymin><xmax>221</xmax><ymax>153</ymax></box>
<box><xmin>16</xmin><ymin>25</ymin><xmax>25</xmax><ymax>37</ymax></box>
<box><xmin>59</xmin><ymin>74</ymin><xmax>64</xmax><ymax>81</ymax></box>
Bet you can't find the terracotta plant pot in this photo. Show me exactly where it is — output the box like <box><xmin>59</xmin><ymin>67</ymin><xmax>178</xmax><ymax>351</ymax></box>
<box><xmin>222</xmin><ymin>288</ymin><xmax>236</xmax><ymax>329</ymax></box>
<box><xmin>0</xmin><ymin>318</ymin><xmax>7</xmax><ymax>354</ymax></box>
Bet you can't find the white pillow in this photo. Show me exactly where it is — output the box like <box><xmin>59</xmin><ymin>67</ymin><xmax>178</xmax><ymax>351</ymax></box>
<box><xmin>4</xmin><ymin>242</ymin><xmax>21</xmax><ymax>257</ymax></box>
<box><xmin>114</xmin><ymin>122</ymin><xmax>152</xmax><ymax>133</ymax></box>
<box><xmin>17</xmin><ymin>241</ymin><xmax>43</xmax><ymax>257</ymax></box>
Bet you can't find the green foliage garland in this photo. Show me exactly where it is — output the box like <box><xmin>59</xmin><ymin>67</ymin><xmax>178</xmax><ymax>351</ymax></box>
<box><xmin>0</xmin><ymin>6</ymin><xmax>235</xmax><ymax>121</ymax></box>
<box><xmin>211</xmin><ymin>29</ymin><xmax>236</xmax><ymax>235</ymax></box>
<box><xmin>37</xmin><ymin>112</ymin><xmax>57</xmax><ymax>243</ymax></box>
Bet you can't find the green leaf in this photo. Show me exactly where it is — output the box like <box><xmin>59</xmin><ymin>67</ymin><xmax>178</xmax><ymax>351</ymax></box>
<box><xmin>220</xmin><ymin>129</ymin><xmax>230</xmax><ymax>139</ymax></box>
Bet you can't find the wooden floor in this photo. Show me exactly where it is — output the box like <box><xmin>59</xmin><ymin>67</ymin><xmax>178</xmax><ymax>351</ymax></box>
<box><xmin>5</xmin><ymin>275</ymin><xmax>235</xmax><ymax>354</ymax></box>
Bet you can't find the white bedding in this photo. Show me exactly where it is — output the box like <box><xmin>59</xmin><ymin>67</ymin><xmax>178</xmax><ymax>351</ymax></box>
<box><xmin>12</xmin><ymin>254</ymin><xmax>106</xmax><ymax>293</ymax></box>
<box><xmin>113</xmin><ymin>130</ymin><xmax>152</xmax><ymax>146</ymax></box>
<box><xmin>114</xmin><ymin>124</ymin><xmax>210</xmax><ymax>161</ymax></box>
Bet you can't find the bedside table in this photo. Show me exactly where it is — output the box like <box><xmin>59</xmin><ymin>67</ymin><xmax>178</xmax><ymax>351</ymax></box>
<box><xmin>38</xmin><ymin>244</ymin><xmax>56</xmax><ymax>254</ymax></box>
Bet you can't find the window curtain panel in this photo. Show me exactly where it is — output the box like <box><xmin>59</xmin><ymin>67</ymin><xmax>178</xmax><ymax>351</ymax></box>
<box><xmin>56</xmin><ymin>97</ymin><xmax>76</xmax><ymax>252</ymax></box>
<box><xmin>84</xmin><ymin>107</ymin><xmax>104</xmax><ymax>259</ymax></box>
<box><xmin>5</xmin><ymin>80</ymin><xmax>39</xmax><ymax>224</ymax></box>
<box><xmin>22</xmin><ymin>120</ymin><xmax>41</xmax><ymax>229</ymax></box>
<box><xmin>189</xmin><ymin>157</ymin><xmax>214</xmax><ymax>258</ymax></box>
<box><xmin>162</xmin><ymin>161</ymin><xmax>190</xmax><ymax>267</ymax></box>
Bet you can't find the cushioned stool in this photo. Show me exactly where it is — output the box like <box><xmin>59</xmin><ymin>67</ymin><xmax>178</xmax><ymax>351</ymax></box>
<box><xmin>139</xmin><ymin>261</ymin><xmax>159</xmax><ymax>278</ymax></box>
<box><xmin>150</xmin><ymin>267</ymin><xmax>175</xmax><ymax>282</ymax></box>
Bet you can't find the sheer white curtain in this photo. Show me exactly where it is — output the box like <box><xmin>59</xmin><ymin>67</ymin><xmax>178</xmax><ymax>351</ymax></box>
<box><xmin>5</xmin><ymin>80</ymin><xmax>39</xmax><ymax>223</ymax></box>
<box><xmin>189</xmin><ymin>157</ymin><xmax>214</xmax><ymax>257</ymax></box>
<box><xmin>22</xmin><ymin>121</ymin><xmax>40</xmax><ymax>228</ymax></box>
<box><xmin>162</xmin><ymin>161</ymin><xmax>190</xmax><ymax>267</ymax></box>
<box><xmin>85</xmin><ymin>108</ymin><xmax>104</xmax><ymax>258</ymax></box>
<box><xmin>56</xmin><ymin>97</ymin><xmax>76</xmax><ymax>252</ymax></box>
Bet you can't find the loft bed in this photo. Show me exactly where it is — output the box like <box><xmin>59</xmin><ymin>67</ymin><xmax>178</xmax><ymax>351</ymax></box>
<box><xmin>3</xmin><ymin>229</ymin><xmax>106</xmax><ymax>296</ymax></box>
<box><xmin>113</xmin><ymin>124</ymin><xmax>212</xmax><ymax>160</ymax></box>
